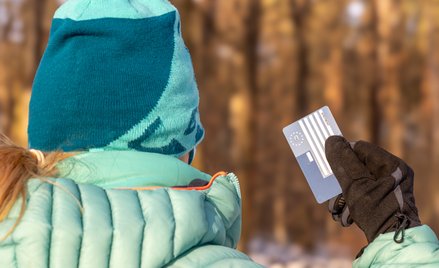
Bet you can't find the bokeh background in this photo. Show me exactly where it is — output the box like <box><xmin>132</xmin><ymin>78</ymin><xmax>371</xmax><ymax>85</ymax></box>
<box><xmin>1</xmin><ymin>0</ymin><xmax>439</xmax><ymax>267</ymax></box>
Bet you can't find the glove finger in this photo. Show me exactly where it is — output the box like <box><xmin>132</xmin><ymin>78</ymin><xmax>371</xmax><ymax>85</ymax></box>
<box><xmin>352</xmin><ymin>140</ymin><xmax>407</xmax><ymax>179</ymax></box>
<box><xmin>325</xmin><ymin>136</ymin><xmax>372</xmax><ymax>192</ymax></box>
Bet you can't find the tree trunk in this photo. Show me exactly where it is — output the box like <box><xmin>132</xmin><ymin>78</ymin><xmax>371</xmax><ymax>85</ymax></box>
<box><xmin>375</xmin><ymin>0</ymin><xmax>405</xmax><ymax>156</ymax></box>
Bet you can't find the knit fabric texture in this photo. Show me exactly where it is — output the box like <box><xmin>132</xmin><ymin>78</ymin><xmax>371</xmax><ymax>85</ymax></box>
<box><xmin>28</xmin><ymin>0</ymin><xmax>204</xmax><ymax>157</ymax></box>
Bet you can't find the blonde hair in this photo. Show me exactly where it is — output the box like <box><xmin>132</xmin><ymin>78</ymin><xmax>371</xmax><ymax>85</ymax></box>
<box><xmin>0</xmin><ymin>133</ymin><xmax>73</xmax><ymax>240</ymax></box>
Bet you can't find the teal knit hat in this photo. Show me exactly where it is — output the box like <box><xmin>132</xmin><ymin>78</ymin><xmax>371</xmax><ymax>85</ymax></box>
<box><xmin>28</xmin><ymin>0</ymin><xmax>204</xmax><ymax>158</ymax></box>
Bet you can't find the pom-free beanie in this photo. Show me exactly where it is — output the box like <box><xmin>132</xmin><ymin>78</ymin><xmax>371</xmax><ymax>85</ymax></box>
<box><xmin>28</xmin><ymin>0</ymin><xmax>204</xmax><ymax>158</ymax></box>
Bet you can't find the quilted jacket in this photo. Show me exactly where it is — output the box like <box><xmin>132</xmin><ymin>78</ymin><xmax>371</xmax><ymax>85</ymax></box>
<box><xmin>354</xmin><ymin>225</ymin><xmax>439</xmax><ymax>267</ymax></box>
<box><xmin>0</xmin><ymin>151</ymin><xmax>263</xmax><ymax>268</ymax></box>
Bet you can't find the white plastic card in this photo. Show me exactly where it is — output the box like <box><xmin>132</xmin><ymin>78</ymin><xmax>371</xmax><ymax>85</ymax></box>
<box><xmin>282</xmin><ymin>106</ymin><xmax>342</xmax><ymax>203</ymax></box>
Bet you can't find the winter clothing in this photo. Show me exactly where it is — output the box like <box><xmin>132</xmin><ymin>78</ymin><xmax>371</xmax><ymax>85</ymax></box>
<box><xmin>325</xmin><ymin>136</ymin><xmax>439</xmax><ymax>267</ymax></box>
<box><xmin>28</xmin><ymin>0</ymin><xmax>204</xmax><ymax>157</ymax></box>
<box><xmin>325</xmin><ymin>136</ymin><xmax>421</xmax><ymax>243</ymax></box>
<box><xmin>0</xmin><ymin>151</ymin><xmax>263</xmax><ymax>268</ymax></box>
<box><xmin>354</xmin><ymin>225</ymin><xmax>439</xmax><ymax>267</ymax></box>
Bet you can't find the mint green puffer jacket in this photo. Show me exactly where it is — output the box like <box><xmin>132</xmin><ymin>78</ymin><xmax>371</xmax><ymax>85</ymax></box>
<box><xmin>354</xmin><ymin>225</ymin><xmax>439</xmax><ymax>267</ymax></box>
<box><xmin>0</xmin><ymin>151</ymin><xmax>263</xmax><ymax>268</ymax></box>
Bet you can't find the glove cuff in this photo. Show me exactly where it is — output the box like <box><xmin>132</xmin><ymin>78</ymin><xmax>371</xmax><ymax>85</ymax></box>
<box><xmin>374</xmin><ymin>212</ymin><xmax>421</xmax><ymax>243</ymax></box>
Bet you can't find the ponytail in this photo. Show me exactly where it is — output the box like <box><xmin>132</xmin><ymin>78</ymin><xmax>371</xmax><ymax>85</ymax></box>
<box><xmin>0</xmin><ymin>133</ymin><xmax>72</xmax><ymax>240</ymax></box>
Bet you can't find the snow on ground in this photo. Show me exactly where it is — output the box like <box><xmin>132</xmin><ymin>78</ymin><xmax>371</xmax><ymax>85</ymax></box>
<box><xmin>248</xmin><ymin>237</ymin><xmax>353</xmax><ymax>268</ymax></box>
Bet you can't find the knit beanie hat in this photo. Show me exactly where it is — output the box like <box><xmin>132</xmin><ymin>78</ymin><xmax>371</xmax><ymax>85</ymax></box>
<box><xmin>28</xmin><ymin>0</ymin><xmax>204</xmax><ymax>158</ymax></box>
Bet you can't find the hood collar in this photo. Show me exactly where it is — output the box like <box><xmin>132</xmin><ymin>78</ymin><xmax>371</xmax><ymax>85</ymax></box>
<box><xmin>56</xmin><ymin>151</ymin><xmax>211</xmax><ymax>189</ymax></box>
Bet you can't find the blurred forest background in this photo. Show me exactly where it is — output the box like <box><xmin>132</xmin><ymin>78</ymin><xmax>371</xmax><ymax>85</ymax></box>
<box><xmin>2</xmin><ymin>0</ymin><xmax>439</xmax><ymax>267</ymax></box>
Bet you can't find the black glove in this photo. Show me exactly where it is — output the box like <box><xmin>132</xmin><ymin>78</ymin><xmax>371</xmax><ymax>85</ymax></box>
<box><xmin>325</xmin><ymin>136</ymin><xmax>421</xmax><ymax>243</ymax></box>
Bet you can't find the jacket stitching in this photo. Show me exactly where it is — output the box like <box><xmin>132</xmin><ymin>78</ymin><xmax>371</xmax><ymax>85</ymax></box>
<box><xmin>48</xmin><ymin>183</ymin><xmax>54</xmax><ymax>267</ymax></box>
<box><xmin>165</xmin><ymin>189</ymin><xmax>177</xmax><ymax>260</ymax></box>
<box><xmin>75</xmin><ymin>183</ymin><xmax>84</xmax><ymax>268</ymax></box>
<box><xmin>103</xmin><ymin>190</ymin><xmax>114</xmax><ymax>268</ymax></box>
<box><xmin>134</xmin><ymin>191</ymin><xmax>146</xmax><ymax>268</ymax></box>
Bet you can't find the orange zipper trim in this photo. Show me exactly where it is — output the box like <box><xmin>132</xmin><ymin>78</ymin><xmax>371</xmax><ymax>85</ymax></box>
<box><xmin>116</xmin><ymin>171</ymin><xmax>228</xmax><ymax>191</ymax></box>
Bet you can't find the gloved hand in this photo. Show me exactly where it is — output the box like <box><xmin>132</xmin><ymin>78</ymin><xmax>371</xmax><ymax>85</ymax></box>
<box><xmin>325</xmin><ymin>136</ymin><xmax>421</xmax><ymax>243</ymax></box>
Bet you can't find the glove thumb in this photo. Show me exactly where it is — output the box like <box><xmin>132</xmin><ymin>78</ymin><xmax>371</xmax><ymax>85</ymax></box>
<box><xmin>325</xmin><ymin>136</ymin><xmax>372</xmax><ymax>192</ymax></box>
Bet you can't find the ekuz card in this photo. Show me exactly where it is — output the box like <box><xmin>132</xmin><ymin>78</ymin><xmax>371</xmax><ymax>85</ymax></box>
<box><xmin>283</xmin><ymin>106</ymin><xmax>342</xmax><ymax>204</ymax></box>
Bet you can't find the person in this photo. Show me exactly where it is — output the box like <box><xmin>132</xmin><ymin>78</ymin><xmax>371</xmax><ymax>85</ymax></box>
<box><xmin>325</xmin><ymin>136</ymin><xmax>439</xmax><ymax>267</ymax></box>
<box><xmin>0</xmin><ymin>0</ymin><xmax>263</xmax><ymax>267</ymax></box>
<box><xmin>1</xmin><ymin>1</ymin><xmax>437</xmax><ymax>267</ymax></box>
